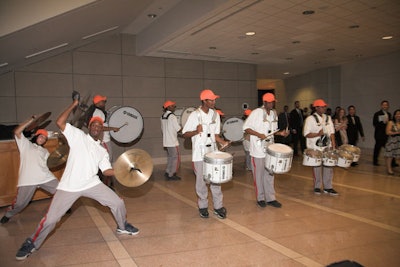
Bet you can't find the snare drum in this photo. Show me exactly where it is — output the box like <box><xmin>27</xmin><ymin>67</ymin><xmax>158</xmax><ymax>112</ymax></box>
<box><xmin>108</xmin><ymin>106</ymin><xmax>144</xmax><ymax>143</ymax></box>
<box><xmin>203</xmin><ymin>151</ymin><xmax>233</xmax><ymax>184</ymax></box>
<box><xmin>323</xmin><ymin>150</ymin><xmax>338</xmax><ymax>167</ymax></box>
<box><xmin>302</xmin><ymin>149</ymin><xmax>323</xmax><ymax>166</ymax></box>
<box><xmin>180</xmin><ymin>107</ymin><xmax>196</xmax><ymax>128</ymax></box>
<box><xmin>265</xmin><ymin>143</ymin><xmax>293</xmax><ymax>174</ymax></box>
<box><xmin>222</xmin><ymin>117</ymin><xmax>244</xmax><ymax>142</ymax></box>
<box><xmin>339</xmin><ymin>144</ymin><xmax>361</xmax><ymax>162</ymax></box>
<box><xmin>336</xmin><ymin>150</ymin><xmax>354</xmax><ymax>168</ymax></box>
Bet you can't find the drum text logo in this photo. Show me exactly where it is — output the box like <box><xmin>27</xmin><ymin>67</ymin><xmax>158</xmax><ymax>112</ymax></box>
<box><xmin>123</xmin><ymin>110</ymin><xmax>138</xmax><ymax>119</ymax></box>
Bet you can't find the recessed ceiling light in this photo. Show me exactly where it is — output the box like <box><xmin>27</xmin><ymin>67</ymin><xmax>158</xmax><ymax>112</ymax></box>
<box><xmin>82</xmin><ymin>26</ymin><xmax>119</xmax><ymax>40</ymax></box>
<box><xmin>0</xmin><ymin>62</ymin><xmax>9</xmax><ymax>67</ymax></box>
<box><xmin>209</xmin><ymin>46</ymin><xmax>216</xmax><ymax>50</ymax></box>
<box><xmin>327</xmin><ymin>48</ymin><xmax>335</xmax><ymax>52</ymax></box>
<box><xmin>355</xmin><ymin>54</ymin><xmax>363</xmax><ymax>58</ymax></box>
<box><xmin>245</xmin><ymin>31</ymin><xmax>256</xmax><ymax>36</ymax></box>
<box><xmin>349</xmin><ymin>25</ymin><xmax>360</xmax><ymax>29</ymax></box>
<box><xmin>251</xmin><ymin>52</ymin><xmax>259</xmax><ymax>55</ymax></box>
<box><xmin>302</xmin><ymin>10</ymin><xmax>315</xmax><ymax>15</ymax></box>
<box><xmin>147</xmin><ymin>14</ymin><xmax>157</xmax><ymax>18</ymax></box>
<box><xmin>292</xmin><ymin>40</ymin><xmax>301</xmax><ymax>44</ymax></box>
<box><xmin>283</xmin><ymin>72</ymin><xmax>290</xmax><ymax>75</ymax></box>
<box><xmin>25</xmin><ymin>43</ymin><xmax>69</xmax><ymax>59</ymax></box>
<box><xmin>382</xmin><ymin>36</ymin><xmax>393</xmax><ymax>40</ymax></box>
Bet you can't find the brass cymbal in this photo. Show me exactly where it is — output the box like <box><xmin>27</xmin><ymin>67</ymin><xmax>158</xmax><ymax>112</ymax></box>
<box><xmin>26</xmin><ymin>112</ymin><xmax>51</xmax><ymax>132</ymax></box>
<box><xmin>113</xmin><ymin>149</ymin><xmax>153</xmax><ymax>187</ymax></box>
<box><xmin>47</xmin><ymin>144</ymin><xmax>69</xmax><ymax>170</ymax></box>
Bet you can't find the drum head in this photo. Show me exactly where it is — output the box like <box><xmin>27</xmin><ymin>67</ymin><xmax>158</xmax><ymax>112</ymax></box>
<box><xmin>108</xmin><ymin>106</ymin><xmax>144</xmax><ymax>143</ymax></box>
<box><xmin>222</xmin><ymin>117</ymin><xmax>244</xmax><ymax>142</ymax></box>
<box><xmin>180</xmin><ymin>107</ymin><xmax>196</xmax><ymax>128</ymax></box>
<box><xmin>174</xmin><ymin>107</ymin><xmax>184</xmax><ymax>126</ymax></box>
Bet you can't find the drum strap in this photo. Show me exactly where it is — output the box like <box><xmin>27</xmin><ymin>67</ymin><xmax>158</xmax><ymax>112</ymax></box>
<box><xmin>196</xmin><ymin>108</ymin><xmax>217</xmax><ymax>125</ymax></box>
<box><xmin>161</xmin><ymin>112</ymin><xmax>174</xmax><ymax>120</ymax></box>
<box><xmin>312</xmin><ymin>114</ymin><xmax>329</xmax><ymax>125</ymax></box>
<box><xmin>262</xmin><ymin>107</ymin><xmax>278</xmax><ymax>123</ymax></box>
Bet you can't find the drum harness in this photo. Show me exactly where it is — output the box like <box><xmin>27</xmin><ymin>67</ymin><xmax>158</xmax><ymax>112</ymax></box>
<box><xmin>196</xmin><ymin>108</ymin><xmax>217</xmax><ymax>155</ymax></box>
<box><xmin>261</xmin><ymin>107</ymin><xmax>278</xmax><ymax>144</ymax></box>
<box><xmin>312</xmin><ymin>113</ymin><xmax>330</xmax><ymax>148</ymax></box>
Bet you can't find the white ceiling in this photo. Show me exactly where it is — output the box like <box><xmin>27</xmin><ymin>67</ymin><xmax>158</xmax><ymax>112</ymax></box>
<box><xmin>0</xmin><ymin>0</ymin><xmax>399</xmax><ymax>79</ymax></box>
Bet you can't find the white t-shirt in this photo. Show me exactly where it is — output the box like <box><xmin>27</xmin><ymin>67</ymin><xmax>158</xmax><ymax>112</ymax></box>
<box><xmin>182</xmin><ymin>108</ymin><xmax>221</xmax><ymax>162</ymax></box>
<box><xmin>15</xmin><ymin>135</ymin><xmax>57</xmax><ymax>186</ymax></box>
<box><xmin>93</xmin><ymin>108</ymin><xmax>110</xmax><ymax>143</ymax></box>
<box><xmin>57</xmin><ymin>123</ymin><xmax>111</xmax><ymax>192</ymax></box>
<box><xmin>303</xmin><ymin>113</ymin><xmax>335</xmax><ymax>150</ymax></box>
<box><xmin>243</xmin><ymin>107</ymin><xmax>278</xmax><ymax>158</ymax></box>
<box><xmin>161</xmin><ymin>110</ymin><xmax>181</xmax><ymax>147</ymax></box>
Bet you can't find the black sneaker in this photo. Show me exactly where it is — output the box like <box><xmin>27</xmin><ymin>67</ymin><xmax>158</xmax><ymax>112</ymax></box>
<box><xmin>267</xmin><ymin>200</ymin><xmax>282</xmax><ymax>208</ymax></box>
<box><xmin>199</xmin><ymin>208</ymin><xmax>209</xmax><ymax>218</ymax></box>
<box><xmin>16</xmin><ymin>238</ymin><xmax>36</xmax><ymax>260</ymax></box>
<box><xmin>213</xmin><ymin>207</ymin><xmax>227</xmax><ymax>219</ymax></box>
<box><xmin>314</xmin><ymin>188</ymin><xmax>322</xmax><ymax>195</ymax></box>
<box><xmin>1</xmin><ymin>215</ymin><xmax>10</xmax><ymax>224</ymax></box>
<box><xmin>257</xmin><ymin>200</ymin><xmax>267</xmax><ymax>208</ymax></box>
<box><xmin>323</xmin><ymin>188</ymin><xmax>339</xmax><ymax>196</ymax></box>
<box><xmin>116</xmin><ymin>222</ymin><xmax>139</xmax><ymax>235</ymax></box>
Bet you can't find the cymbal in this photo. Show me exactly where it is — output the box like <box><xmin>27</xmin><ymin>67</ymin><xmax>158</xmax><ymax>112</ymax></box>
<box><xmin>47</xmin><ymin>144</ymin><xmax>69</xmax><ymax>169</ymax></box>
<box><xmin>31</xmin><ymin>120</ymin><xmax>52</xmax><ymax>133</ymax></box>
<box><xmin>113</xmin><ymin>149</ymin><xmax>153</xmax><ymax>187</ymax></box>
<box><xmin>26</xmin><ymin>112</ymin><xmax>51</xmax><ymax>132</ymax></box>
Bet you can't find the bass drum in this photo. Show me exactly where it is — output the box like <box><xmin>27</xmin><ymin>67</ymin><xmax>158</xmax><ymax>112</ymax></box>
<box><xmin>180</xmin><ymin>107</ymin><xmax>197</xmax><ymax>128</ymax></box>
<box><xmin>108</xmin><ymin>106</ymin><xmax>144</xmax><ymax>143</ymax></box>
<box><xmin>222</xmin><ymin>117</ymin><xmax>244</xmax><ymax>142</ymax></box>
<box><xmin>174</xmin><ymin>107</ymin><xmax>184</xmax><ymax>127</ymax></box>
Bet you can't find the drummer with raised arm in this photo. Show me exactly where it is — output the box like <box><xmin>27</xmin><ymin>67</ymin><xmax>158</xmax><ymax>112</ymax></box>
<box><xmin>161</xmin><ymin>100</ymin><xmax>182</xmax><ymax>181</ymax></box>
<box><xmin>182</xmin><ymin>89</ymin><xmax>230</xmax><ymax>219</ymax></box>
<box><xmin>303</xmin><ymin>99</ymin><xmax>338</xmax><ymax>196</ymax></box>
<box><xmin>1</xmin><ymin>116</ymin><xmax>59</xmax><ymax>224</ymax></box>
<box><xmin>243</xmin><ymin>93</ymin><xmax>288</xmax><ymax>208</ymax></box>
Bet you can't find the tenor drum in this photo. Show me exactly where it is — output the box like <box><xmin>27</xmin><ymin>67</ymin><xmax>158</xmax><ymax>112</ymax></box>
<box><xmin>303</xmin><ymin>149</ymin><xmax>323</xmax><ymax>166</ymax></box>
<box><xmin>203</xmin><ymin>151</ymin><xmax>233</xmax><ymax>184</ymax></box>
<box><xmin>339</xmin><ymin>144</ymin><xmax>361</xmax><ymax>162</ymax></box>
<box><xmin>323</xmin><ymin>150</ymin><xmax>338</xmax><ymax>167</ymax></box>
<box><xmin>222</xmin><ymin>117</ymin><xmax>244</xmax><ymax>142</ymax></box>
<box><xmin>108</xmin><ymin>106</ymin><xmax>144</xmax><ymax>143</ymax></box>
<box><xmin>265</xmin><ymin>143</ymin><xmax>293</xmax><ymax>174</ymax></box>
<box><xmin>180</xmin><ymin>107</ymin><xmax>196</xmax><ymax>128</ymax></box>
<box><xmin>336</xmin><ymin>150</ymin><xmax>354</xmax><ymax>168</ymax></box>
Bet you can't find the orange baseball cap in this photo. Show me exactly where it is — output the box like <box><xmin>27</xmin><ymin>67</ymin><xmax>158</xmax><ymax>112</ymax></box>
<box><xmin>244</xmin><ymin>109</ymin><xmax>252</xmax><ymax>116</ymax></box>
<box><xmin>89</xmin><ymin>116</ymin><xmax>104</xmax><ymax>126</ymax></box>
<box><xmin>35</xmin><ymin>129</ymin><xmax>48</xmax><ymax>138</ymax></box>
<box><xmin>200</xmin><ymin>89</ymin><xmax>220</xmax><ymax>100</ymax></box>
<box><xmin>93</xmin><ymin>95</ymin><xmax>107</xmax><ymax>104</ymax></box>
<box><xmin>262</xmin><ymin>93</ymin><xmax>276</xmax><ymax>102</ymax></box>
<box><xmin>216</xmin><ymin>109</ymin><xmax>224</xmax><ymax>116</ymax></box>
<box><xmin>313</xmin><ymin>99</ymin><xmax>328</xmax><ymax>107</ymax></box>
<box><xmin>163</xmin><ymin>100</ymin><xmax>176</xmax><ymax>109</ymax></box>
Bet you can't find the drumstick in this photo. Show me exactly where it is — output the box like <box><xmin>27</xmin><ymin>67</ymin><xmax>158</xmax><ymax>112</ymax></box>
<box><xmin>262</xmin><ymin>129</ymin><xmax>280</xmax><ymax>141</ymax></box>
<box><xmin>118</xmin><ymin>122</ymin><xmax>128</xmax><ymax>130</ymax></box>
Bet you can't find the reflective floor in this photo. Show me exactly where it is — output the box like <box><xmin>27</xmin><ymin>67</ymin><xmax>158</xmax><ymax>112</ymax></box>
<box><xmin>1</xmin><ymin>151</ymin><xmax>399</xmax><ymax>267</ymax></box>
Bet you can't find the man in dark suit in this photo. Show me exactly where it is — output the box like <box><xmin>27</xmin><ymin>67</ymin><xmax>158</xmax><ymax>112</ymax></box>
<box><xmin>372</xmin><ymin>100</ymin><xmax>391</xmax><ymax>166</ymax></box>
<box><xmin>290</xmin><ymin>101</ymin><xmax>305</xmax><ymax>155</ymax></box>
<box><xmin>276</xmin><ymin>105</ymin><xmax>291</xmax><ymax>145</ymax></box>
<box><xmin>346</xmin><ymin>105</ymin><xmax>365</xmax><ymax>166</ymax></box>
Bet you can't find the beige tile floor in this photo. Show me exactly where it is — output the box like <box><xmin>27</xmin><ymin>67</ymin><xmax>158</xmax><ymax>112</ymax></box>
<box><xmin>1</xmin><ymin>151</ymin><xmax>400</xmax><ymax>267</ymax></box>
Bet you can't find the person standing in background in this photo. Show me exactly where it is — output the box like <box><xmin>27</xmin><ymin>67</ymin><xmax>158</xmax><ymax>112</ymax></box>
<box><xmin>346</xmin><ymin>105</ymin><xmax>365</xmax><ymax>166</ymax></box>
<box><xmin>161</xmin><ymin>100</ymin><xmax>181</xmax><ymax>181</ymax></box>
<box><xmin>290</xmin><ymin>101</ymin><xmax>306</xmax><ymax>156</ymax></box>
<box><xmin>373</xmin><ymin>100</ymin><xmax>395</xmax><ymax>166</ymax></box>
<box><xmin>333</xmin><ymin>108</ymin><xmax>348</xmax><ymax>147</ymax></box>
<box><xmin>242</xmin><ymin>109</ymin><xmax>252</xmax><ymax>171</ymax></box>
<box><xmin>276</xmin><ymin>105</ymin><xmax>291</xmax><ymax>145</ymax></box>
<box><xmin>384</xmin><ymin>109</ymin><xmax>400</xmax><ymax>175</ymax></box>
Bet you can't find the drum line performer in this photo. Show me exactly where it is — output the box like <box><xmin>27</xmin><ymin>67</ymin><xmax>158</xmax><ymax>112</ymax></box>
<box><xmin>15</xmin><ymin>98</ymin><xmax>138</xmax><ymax>261</ymax></box>
<box><xmin>182</xmin><ymin>89</ymin><xmax>230</xmax><ymax>219</ymax></box>
<box><xmin>161</xmin><ymin>100</ymin><xmax>182</xmax><ymax>180</ymax></box>
<box><xmin>243</xmin><ymin>93</ymin><xmax>289</xmax><ymax>208</ymax></box>
<box><xmin>1</xmin><ymin>117</ymin><xmax>58</xmax><ymax>224</ymax></box>
<box><xmin>303</xmin><ymin>99</ymin><xmax>339</xmax><ymax>196</ymax></box>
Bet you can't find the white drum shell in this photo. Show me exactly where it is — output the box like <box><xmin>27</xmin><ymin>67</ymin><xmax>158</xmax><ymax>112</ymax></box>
<box><xmin>303</xmin><ymin>149</ymin><xmax>322</xmax><ymax>167</ymax></box>
<box><xmin>265</xmin><ymin>144</ymin><xmax>293</xmax><ymax>174</ymax></box>
<box><xmin>222</xmin><ymin>117</ymin><xmax>244</xmax><ymax>142</ymax></box>
<box><xmin>336</xmin><ymin>150</ymin><xmax>354</xmax><ymax>168</ymax></box>
<box><xmin>339</xmin><ymin>145</ymin><xmax>361</xmax><ymax>162</ymax></box>
<box><xmin>203</xmin><ymin>151</ymin><xmax>233</xmax><ymax>184</ymax></box>
<box><xmin>180</xmin><ymin>107</ymin><xmax>196</xmax><ymax>128</ymax></box>
<box><xmin>108</xmin><ymin>106</ymin><xmax>144</xmax><ymax>143</ymax></box>
<box><xmin>323</xmin><ymin>151</ymin><xmax>338</xmax><ymax>167</ymax></box>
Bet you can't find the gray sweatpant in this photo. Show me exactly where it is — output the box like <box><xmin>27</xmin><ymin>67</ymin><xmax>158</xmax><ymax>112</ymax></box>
<box><xmin>312</xmin><ymin>166</ymin><xmax>333</xmax><ymax>189</ymax></box>
<box><xmin>193</xmin><ymin>161</ymin><xmax>223</xmax><ymax>210</ymax></box>
<box><xmin>5</xmin><ymin>179</ymin><xmax>58</xmax><ymax>219</ymax></box>
<box><xmin>165</xmin><ymin>146</ymin><xmax>180</xmax><ymax>177</ymax></box>
<box><xmin>30</xmin><ymin>183</ymin><xmax>127</xmax><ymax>249</ymax></box>
<box><xmin>251</xmin><ymin>157</ymin><xmax>276</xmax><ymax>202</ymax></box>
